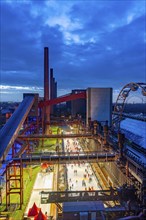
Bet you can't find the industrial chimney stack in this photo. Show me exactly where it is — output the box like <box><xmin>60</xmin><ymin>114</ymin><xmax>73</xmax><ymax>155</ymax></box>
<box><xmin>44</xmin><ymin>47</ymin><xmax>50</xmax><ymax>132</ymax></box>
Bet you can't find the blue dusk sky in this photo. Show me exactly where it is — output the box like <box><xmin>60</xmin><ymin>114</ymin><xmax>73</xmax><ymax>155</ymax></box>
<box><xmin>0</xmin><ymin>0</ymin><xmax>146</xmax><ymax>102</ymax></box>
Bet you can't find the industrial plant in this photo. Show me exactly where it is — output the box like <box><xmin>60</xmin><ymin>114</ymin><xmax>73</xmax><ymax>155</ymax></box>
<box><xmin>0</xmin><ymin>47</ymin><xmax>146</xmax><ymax>220</ymax></box>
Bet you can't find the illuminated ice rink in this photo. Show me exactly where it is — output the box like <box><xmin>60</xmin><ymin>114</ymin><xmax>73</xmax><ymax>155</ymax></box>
<box><xmin>64</xmin><ymin>138</ymin><xmax>101</xmax><ymax>191</ymax></box>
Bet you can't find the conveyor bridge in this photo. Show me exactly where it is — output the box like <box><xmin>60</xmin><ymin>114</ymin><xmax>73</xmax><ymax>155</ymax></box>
<box><xmin>18</xmin><ymin>133</ymin><xmax>93</xmax><ymax>140</ymax></box>
<box><xmin>0</xmin><ymin>95</ymin><xmax>35</xmax><ymax>161</ymax></box>
<box><xmin>12</xmin><ymin>151</ymin><xmax>117</xmax><ymax>164</ymax></box>
<box><xmin>41</xmin><ymin>189</ymin><xmax>118</xmax><ymax>203</ymax></box>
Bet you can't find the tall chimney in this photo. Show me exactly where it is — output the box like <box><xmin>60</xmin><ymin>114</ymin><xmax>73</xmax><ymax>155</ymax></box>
<box><xmin>55</xmin><ymin>81</ymin><xmax>57</xmax><ymax>98</ymax></box>
<box><xmin>44</xmin><ymin>47</ymin><xmax>49</xmax><ymax>101</ymax></box>
<box><xmin>50</xmin><ymin>68</ymin><xmax>53</xmax><ymax>99</ymax></box>
<box><xmin>44</xmin><ymin>47</ymin><xmax>50</xmax><ymax>131</ymax></box>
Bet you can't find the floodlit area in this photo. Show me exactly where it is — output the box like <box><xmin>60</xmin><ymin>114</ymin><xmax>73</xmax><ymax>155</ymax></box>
<box><xmin>24</xmin><ymin>136</ymin><xmax>102</xmax><ymax>219</ymax></box>
<box><xmin>64</xmin><ymin>138</ymin><xmax>101</xmax><ymax>191</ymax></box>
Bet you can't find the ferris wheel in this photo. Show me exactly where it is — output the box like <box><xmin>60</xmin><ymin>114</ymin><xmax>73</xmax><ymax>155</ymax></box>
<box><xmin>112</xmin><ymin>82</ymin><xmax>146</xmax><ymax>130</ymax></box>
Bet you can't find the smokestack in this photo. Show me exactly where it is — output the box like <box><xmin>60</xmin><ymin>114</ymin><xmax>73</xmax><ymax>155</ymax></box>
<box><xmin>44</xmin><ymin>47</ymin><xmax>49</xmax><ymax>101</ymax></box>
<box><xmin>50</xmin><ymin>68</ymin><xmax>53</xmax><ymax>100</ymax></box>
<box><xmin>55</xmin><ymin>81</ymin><xmax>57</xmax><ymax>98</ymax></box>
<box><xmin>44</xmin><ymin>47</ymin><xmax>50</xmax><ymax>131</ymax></box>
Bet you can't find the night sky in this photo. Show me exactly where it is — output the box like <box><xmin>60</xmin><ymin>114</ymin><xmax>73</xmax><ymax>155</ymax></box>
<box><xmin>0</xmin><ymin>0</ymin><xmax>145</xmax><ymax>102</ymax></box>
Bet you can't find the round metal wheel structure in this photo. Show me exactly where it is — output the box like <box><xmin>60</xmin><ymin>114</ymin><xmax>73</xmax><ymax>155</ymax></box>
<box><xmin>112</xmin><ymin>82</ymin><xmax>146</xmax><ymax>130</ymax></box>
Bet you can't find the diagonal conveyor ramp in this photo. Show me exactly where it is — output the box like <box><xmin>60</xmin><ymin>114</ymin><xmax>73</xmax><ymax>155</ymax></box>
<box><xmin>0</xmin><ymin>95</ymin><xmax>35</xmax><ymax>161</ymax></box>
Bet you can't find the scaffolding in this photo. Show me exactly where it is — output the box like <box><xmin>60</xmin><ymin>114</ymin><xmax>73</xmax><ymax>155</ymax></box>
<box><xmin>6</xmin><ymin>161</ymin><xmax>23</xmax><ymax>210</ymax></box>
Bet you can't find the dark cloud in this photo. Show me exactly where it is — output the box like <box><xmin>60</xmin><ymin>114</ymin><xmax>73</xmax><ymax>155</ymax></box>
<box><xmin>0</xmin><ymin>0</ymin><xmax>145</xmax><ymax>101</ymax></box>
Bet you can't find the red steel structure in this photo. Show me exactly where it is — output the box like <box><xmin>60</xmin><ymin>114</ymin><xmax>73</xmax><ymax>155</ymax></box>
<box><xmin>39</xmin><ymin>91</ymin><xmax>86</xmax><ymax>108</ymax></box>
<box><xmin>6</xmin><ymin>161</ymin><xmax>23</xmax><ymax>210</ymax></box>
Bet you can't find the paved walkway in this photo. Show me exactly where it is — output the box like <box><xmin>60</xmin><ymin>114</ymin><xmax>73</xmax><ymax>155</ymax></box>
<box><xmin>25</xmin><ymin>172</ymin><xmax>53</xmax><ymax>217</ymax></box>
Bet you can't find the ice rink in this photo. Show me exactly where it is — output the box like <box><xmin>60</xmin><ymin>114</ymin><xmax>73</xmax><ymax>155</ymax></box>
<box><xmin>24</xmin><ymin>137</ymin><xmax>101</xmax><ymax>218</ymax></box>
<box><xmin>64</xmin><ymin>138</ymin><xmax>101</xmax><ymax>191</ymax></box>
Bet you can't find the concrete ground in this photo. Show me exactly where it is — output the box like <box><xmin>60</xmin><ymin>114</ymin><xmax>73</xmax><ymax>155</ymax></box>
<box><xmin>24</xmin><ymin>172</ymin><xmax>53</xmax><ymax>217</ymax></box>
